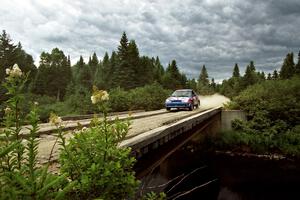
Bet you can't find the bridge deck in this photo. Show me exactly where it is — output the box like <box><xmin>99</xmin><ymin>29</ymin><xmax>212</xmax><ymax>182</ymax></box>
<box><xmin>36</xmin><ymin>108</ymin><xmax>208</xmax><ymax>165</ymax></box>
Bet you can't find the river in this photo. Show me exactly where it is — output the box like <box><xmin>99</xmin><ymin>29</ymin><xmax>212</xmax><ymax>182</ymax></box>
<box><xmin>138</xmin><ymin>141</ymin><xmax>300</xmax><ymax>199</ymax></box>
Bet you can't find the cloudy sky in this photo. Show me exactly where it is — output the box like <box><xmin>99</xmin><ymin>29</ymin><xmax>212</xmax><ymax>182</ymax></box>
<box><xmin>1</xmin><ymin>0</ymin><xmax>300</xmax><ymax>81</ymax></box>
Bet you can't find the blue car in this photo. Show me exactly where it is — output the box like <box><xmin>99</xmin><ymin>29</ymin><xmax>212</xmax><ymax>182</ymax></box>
<box><xmin>165</xmin><ymin>89</ymin><xmax>200</xmax><ymax>111</ymax></box>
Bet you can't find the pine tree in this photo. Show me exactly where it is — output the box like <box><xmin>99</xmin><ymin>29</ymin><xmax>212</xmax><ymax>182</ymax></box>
<box><xmin>249</xmin><ymin>61</ymin><xmax>256</xmax><ymax>72</ymax></box>
<box><xmin>74</xmin><ymin>55</ymin><xmax>92</xmax><ymax>90</ymax></box>
<box><xmin>267</xmin><ymin>73</ymin><xmax>272</xmax><ymax>80</ymax></box>
<box><xmin>115</xmin><ymin>32</ymin><xmax>136</xmax><ymax>90</ymax></box>
<box><xmin>127</xmin><ymin>40</ymin><xmax>140</xmax><ymax>87</ymax></box>
<box><xmin>89</xmin><ymin>52</ymin><xmax>99</xmax><ymax>75</ymax></box>
<box><xmin>154</xmin><ymin>56</ymin><xmax>164</xmax><ymax>84</ymax></box>
<box><xmin>162</xmin><ymin>60</ymin><xmax>182</xmax><ymax>90</ymax></box>
<box><xmin>0</xmin><ymin>30</ymin><xmax>36</xmax><ymax>84</ymax></box>
<box><xmin>139</xmin><ymin>56</ymin><xmax>154</xmax><ymax>86</ymax></box>
<box><xmin>272</xmin><ymin>70</ymin><xmax>279</xmax><ymax>80</ymax></box>
<box><xmin>232</xmin><ymin>63</ymin><xmax>240</xmax><ymax>78</ymax></box>
<box><xmin>110</xmin><ymin>51</ymin><xmax>118</xmax><ymax>88</ymax></box>
<box><xmin>97</xmin><ymin>52</ymin><xmax>109</xmax><ymax>89</ymax></box>
<box><xmin>0</xmin><ymin>30</ymin><xmax>17</xmax><ymax>82</ymax></box>
<box><xmin>280</xmin><ymin>52</ymin><xmax>295</xmax><ymax>79</ymax></box>
<box><xmin>242</xmin><ymin>64</ymin><xmax>257</xmax><ymax>88</ymax></box>
<box><xmin>198</xmin><ymin>65</ymin><xmax>209</xmax><ymax>86</ymax></box>
<box><xmin>210</xmin><ymin>78</ymin><xmax>216</xmax><ymax>90</ymax></box>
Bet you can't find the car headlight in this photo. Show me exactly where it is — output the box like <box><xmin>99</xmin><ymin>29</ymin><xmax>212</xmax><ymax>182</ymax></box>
<box><xmin>165</xmin><ymin>99</ymin><xmax>171</xmax><ymax>103</ymax></box>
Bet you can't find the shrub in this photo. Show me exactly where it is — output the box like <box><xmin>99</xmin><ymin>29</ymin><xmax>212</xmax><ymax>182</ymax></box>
<box><xmin>108</xmin><ymin>84</ymin><xmax>171</xmax><ymax>112</ymax></box>
<box><xmin>59</xmin><ymin>86</ymin><xmax>139</xmax><ymax>199</ymax></box>
<box><xmin>227</xmin><ymin>77</ymin><xmax>300</xmax><ymax>128</ymax></box>
<box><xmin>129</xmin><ymin>83</ymin><xmax>171</xmax><ymax>111</ymax></box>
<box><xmin>108</xmin><ymin>87</ymin><xmax>131</xmax><ymax>112</ymax></box>
<box><xmin>0</xmin><ymin>64</ymin><xmax>69</xmax><ymax>199</ymax></box>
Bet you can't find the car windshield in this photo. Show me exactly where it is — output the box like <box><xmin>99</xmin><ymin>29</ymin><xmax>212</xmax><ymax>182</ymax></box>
<box><xmin>171</xmin><ymin>90</ymin><xmax>192</xmax><ymax>97</ymax></box>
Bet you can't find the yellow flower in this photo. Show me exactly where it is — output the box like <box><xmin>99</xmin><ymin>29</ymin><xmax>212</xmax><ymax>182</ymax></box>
<box><xmin>91</xmin><ymin>86</ymin><xmax>109</xmax><ymax>104</ymax></box>
<box><xmin>49</xmin><ymin>113</ymin><xmax>63</xmax><ymax>126</ymax></box>
<box><xmin>6</xmin><ymin>64</ymin><xmax>23</xmax><ymax>78</ymax></box>
<box><xmin>4</xmin><ymin>107</ymin><xmax>12</xmax><ymax>114</ymax></box>
<box><xmin>91</xmin><ymin>95</ymin><xmax>97</xmax><ymax>104</ymax></box>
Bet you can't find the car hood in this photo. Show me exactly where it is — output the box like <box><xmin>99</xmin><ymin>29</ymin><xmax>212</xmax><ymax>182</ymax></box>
<box><xmin>167</xmin><ymin>97</ymin><xmax>190</xmax><ymax>101</ymax></box>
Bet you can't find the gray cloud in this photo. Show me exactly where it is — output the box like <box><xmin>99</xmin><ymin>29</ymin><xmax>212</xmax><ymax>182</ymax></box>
<box><xmin>0</xmin><ymin>0</ymin><xmax>299</xmax><ymax>82</ymax></box>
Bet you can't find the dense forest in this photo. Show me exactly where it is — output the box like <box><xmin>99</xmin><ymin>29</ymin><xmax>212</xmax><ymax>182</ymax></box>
<box><xmin>0</xmin><ymin>30</ymin><xmax>300</xmax><ymax>121</ymax></box>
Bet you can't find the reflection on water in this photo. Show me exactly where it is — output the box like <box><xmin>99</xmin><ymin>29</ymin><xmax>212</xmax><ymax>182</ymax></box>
<box><xmin>140</xmin><ymin>142</ymin><xmax>300</xmax><ymax>200</ymax></box>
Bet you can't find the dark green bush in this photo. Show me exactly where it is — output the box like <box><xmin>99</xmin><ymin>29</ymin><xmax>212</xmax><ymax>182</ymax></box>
<box><xmin>108</xmin><ymin>87</ymin><xmax>131</xmax><ymax>112</ymax></box>
<box><xmin>217</xmin><ymin>77</ymin><xmax>300</xmax><ymax>157</ymax></box>
<box><xmin>64</xmin><ymin>85</ymin><xmax>96</xmax><ymax>115</ymax></box>
<box><xmin>59</xmin><ymin>116</ymin><xmax>139</xmax><ymax>199</ymax></box>
<box><xmin>227</xmin><ymin>76</ymin><xmax>300</xmax><ymax>128</ymax></box>
<box><xmin>108</xmin><ymin>84</ymin><xmax>171</xmax><ymax>112</ymax></box>
<box><xmin>129</xmin><ymin>83</ymin><xmax>171</xmax><ymax>111</ymax></box>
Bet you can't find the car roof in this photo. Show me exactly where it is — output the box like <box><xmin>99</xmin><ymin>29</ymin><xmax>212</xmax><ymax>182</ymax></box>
<box><xmin>175</xmin><ymin>89</ymin><xmax>193</xmax><ymax>91</ymax></box>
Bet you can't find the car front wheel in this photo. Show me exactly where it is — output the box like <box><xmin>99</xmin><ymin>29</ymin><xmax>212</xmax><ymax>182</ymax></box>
<box><xmin>189</xmin><ymin>104</ymin><xmax>194</xmax><ymax>111</ymax></box>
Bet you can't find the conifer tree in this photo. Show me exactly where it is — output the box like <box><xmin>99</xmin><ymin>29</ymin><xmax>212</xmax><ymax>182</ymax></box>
<box><xmin>242</xmin><ymin>62</ymin><xmax>258</xmax><ymax>88</ymax></box>
<box><xmin>162</xmin><ymin>60</ymin><xmax>182</xmax><ymax>90</ymax></box>
<box><xmin>232</xmin><ymin>63</ymin><xmax>240</xmax><ymax>78</ymax></box>
<box><xmin>139</xmin><ymin>56</ymin><xmax>155</xmax><ymax>86</ymax></box>
<box><xmin>280</xmin><ymin>52</ymin><xmax>295</xmax><ymax>79</ymax></box>
<box><xmin>210</xmin><ymin>78</ymin><xmax>216</xmax><ymax>90</ymax></box>
<box><xmin>267</xmin><ymin>73</ymin><xmax>272</xmax><ymax>80</ymax></box>
<box><xmin>154</xmin><ymin>56</ymin><xmax>164</xmax><ymax>84</ymax></box>
<box><xmin>89</xmin><ymin>52</ymin><xmax>99</xmax><ymax>75</ymax></box>
<box><xmin>198</xmin><ymin>65</ymin><xmax>209</xmax><ymax>86</ymax></box>
<box><xmin>97</xmin><ymin>52</ymin><xmax>109</xmax><ymax>89</ymax></box>
<box><xmin>115</xmin><ymin>32</ymin><xmax>136</xmax><ymax>90</ymax></box>
<box><xmin>127</xmin><ymin>40</ymin><xmax>140</xmax><ymax>87</ymax></box>
<box><xmin>74</xmin><ymin>55</ymin><xmax>92</xmax><ymax>90</ymax></box>
<box><xmin>272</xmin><ymin>70</ymin><xmax>279</xmax><ymax>80</ymax></box>
<box><xmin>0</xmin><ymin>30</ymin><xmax>36</xmax><ymax>84</ymax></box>
<box><xmin>109</xmin><ymin>51</ymin><xmax>118</xmax><ymax>88</ymax></box>
<box><xmin>249</xmin><ymin>61</ymin><xmax>256</xmax><ymax>72</ymax></box>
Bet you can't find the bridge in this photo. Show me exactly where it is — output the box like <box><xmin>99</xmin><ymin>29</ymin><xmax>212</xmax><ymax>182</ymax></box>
<box><xmin>26</xmin><ymin>106</ymin><xmax>245</xmax><ymax>174</ymax></box>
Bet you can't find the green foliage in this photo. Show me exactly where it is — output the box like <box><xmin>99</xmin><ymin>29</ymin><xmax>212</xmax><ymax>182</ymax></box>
<box><xmin>280</xmin><ymin>52</ymin><xmax>295</xmax><ymax>79</ymax></box>
<box><xmin>108</xmin><ymin>87</ymin><xmax>131</xmax><ymax>111</ymax></box>
<box><xmin>64</xmin><ymin>85</ymin><xmax>96</xmax><ymax>115</ymax></box>
<box><xmin>141</xmin><ymin>192</ymin><xmax>167</xmax><ymax>200</ymax></box>
<box><xmin>0</xmin><ymin>65</ymin><xmax>69</xmax><ymax>199</ymax></box>
<box><xmin>31</xmin><ymin>48</ymin><xmax>72</xmax><ymax>100</ymax></box>
<box><xmin>109</xmin><ymin>84</ymin><xmax>171</xmax><ymax>112</ymax></box>
<box><xmin>198</xmin><ymin>65</ymin><xmax>209</xmax><ymax>86</ymax></box>
<box><xmin>196</xmin><ymin>65</ymin><xmax>216</xmax><ymax>95</ymax></box>
<box><xmin>214</xmin><ymin>126</ymin><xmax>300</xmax><ymax>157</ymax></box>
<box><xmin>228</xmin><ymin>77</ymin><xmax>300</xmax><ymax>127</ymax></box>
<box><xmin>163</xmin><ymin>60</ymin><xmax>184</xmax><ymax>90</ymax></box>
<box><xmin>129</xmin><ymin>83</ymin><xmax>171</xmax><ymax>111</ymax></box>
<box><xmin>221</xmin><ymin>76</ymin><xmax>300</xmax><ymax>157</ymax></box>
<box><xmin>59</xmin><ymin>93</ymin><xmax>139</xmax><ymax>199</ymax></box>
<box><xmin>232</xmin><ymin>63</ymin><xmax>240</xmax><ymax>78</ymax></box>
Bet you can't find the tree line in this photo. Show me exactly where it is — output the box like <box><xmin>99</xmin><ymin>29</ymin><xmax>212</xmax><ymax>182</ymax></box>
<box><xmin>1</xmin><ymin>29</ymin><xmax>300</xmax><ymax>107</ymax></box>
